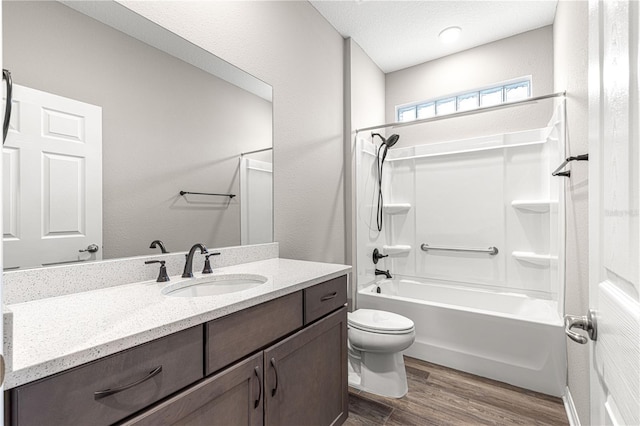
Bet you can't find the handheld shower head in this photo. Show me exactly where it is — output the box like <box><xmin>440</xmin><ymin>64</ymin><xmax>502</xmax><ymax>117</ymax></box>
<box><xmin>371</xmin><ymin>133</ymin><xmax>401</xmax><ymax>232</ymax></box>
<box><xmin>372</xmin><ymin>133</ymin><xmax>400</xmax><ymax>148</ymax></box>
<box><xmin>385</xmin><ymin>134</ymin><xmax>400</xmax><ymax>148</ymax></box>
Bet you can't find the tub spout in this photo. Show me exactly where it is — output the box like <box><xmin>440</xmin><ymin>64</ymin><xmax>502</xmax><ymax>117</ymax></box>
<box><xmin>375</xmin><ymin>269</ymin><xmax>392</xmax><ymax>279</ymax></box>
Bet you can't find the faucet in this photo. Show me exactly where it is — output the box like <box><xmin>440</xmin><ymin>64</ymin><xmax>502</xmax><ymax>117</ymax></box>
<box><xmin>182</xmin><ymin>243</ymin><xmax>208</xmax><ymax>278</ymax></box>
<box><xmin>149</xmin><ymin>239</ymin><xmax>169</xmax><ymax>253</ymax></box>
<box><xmin>375</xmin><ymin>269</ymin><xmax>392</xmax><ymax>279</ymax></box>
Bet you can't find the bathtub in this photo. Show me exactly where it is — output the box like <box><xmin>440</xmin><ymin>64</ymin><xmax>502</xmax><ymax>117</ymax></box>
<box><xmin>357</xmin><ymin>278</ymin><xmax>567</xmax><ymax>397</ymax></box>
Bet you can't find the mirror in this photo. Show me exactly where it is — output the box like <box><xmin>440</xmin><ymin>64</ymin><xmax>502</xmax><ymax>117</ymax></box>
<box><xmin>2</xmin><ymin>0</ymin><xmax>273</xmax><ymax>270</ymax></box>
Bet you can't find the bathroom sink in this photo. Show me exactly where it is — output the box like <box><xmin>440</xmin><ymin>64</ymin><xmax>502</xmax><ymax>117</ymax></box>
<box><xmin>162</xmin><ymin>274</ymin><xmax>269</xmax><ymax>297</ymax></box>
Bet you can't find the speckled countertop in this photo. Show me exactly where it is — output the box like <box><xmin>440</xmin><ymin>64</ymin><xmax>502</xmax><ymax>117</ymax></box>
<box><xmin>5</xmin><ymin>258</ymin><xmax>350</xmax><ymax>389</ymax></box>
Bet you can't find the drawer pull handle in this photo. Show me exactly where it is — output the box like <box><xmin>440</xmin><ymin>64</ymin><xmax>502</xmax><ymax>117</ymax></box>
<box><xmin>321</xmin><ymin>292</ymin><xmax>338</xmax><ymax>301</ymax></box>
<box><xmin>254</xmin><ymin>366</ymin><xmax>262</xmax><ymax>408</ymax></box>
<box><xmin>270</xmin><ymin>357</ymin><xmax>279</xmax><ymax>397</ymax></box>
<box><xmin>94</xmin><ymin>366</ymin><xmax>162</xmax><ymax>399</ymax></box>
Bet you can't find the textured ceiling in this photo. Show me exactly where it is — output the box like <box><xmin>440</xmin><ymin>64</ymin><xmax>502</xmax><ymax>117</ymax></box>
<box><xmin>310</xmin><ymin>1</ymin><xmax>558</xmax><ymax>73</ymax></box>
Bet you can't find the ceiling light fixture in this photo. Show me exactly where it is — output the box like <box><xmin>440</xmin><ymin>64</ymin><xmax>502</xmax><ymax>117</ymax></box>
<box><xmin>439</xmin><ymin>26</ymin><xmax>462</xmax><ymax>44</ymax></box>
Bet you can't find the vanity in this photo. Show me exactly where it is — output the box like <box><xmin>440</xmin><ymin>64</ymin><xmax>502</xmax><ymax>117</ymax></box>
<box><xmin>2</xmin><ymin>244</ymin><xmax>351</xmax><ymax>426</ymax></box>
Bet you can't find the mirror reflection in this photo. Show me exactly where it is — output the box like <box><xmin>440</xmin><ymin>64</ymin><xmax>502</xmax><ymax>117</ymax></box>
<box><xmin>2</xmin><ymin>0</ymin><xmax>273</xmax><ymax>270</ymax></box>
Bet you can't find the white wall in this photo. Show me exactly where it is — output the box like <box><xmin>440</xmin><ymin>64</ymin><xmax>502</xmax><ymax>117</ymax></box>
<box><xmin>553</xmin><ymin>1</ymin><xmax>590</xmax><ymax>423</ymax></box>
<box><xmin>344</xmin><ymin>38</ymin><xmax>386</xmax><ymax>300</ymax></box>
<box><xmin>385</xmin><ymin>26</ymin><xmax>554</xmax><ymax>146</ymax></box>
<box><xmin>4</xmin><ymin>1</ymin><xmax>272</xmax><ymax>259</ymax></box>
<box><xmin>118</xmin><ymin>1</ymin><xmax>346</xmax><ymax>264</ymax></box>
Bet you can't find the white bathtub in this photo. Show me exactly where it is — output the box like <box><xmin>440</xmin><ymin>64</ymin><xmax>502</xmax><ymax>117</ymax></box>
<box><xmin>357</xmin><ymin>278</ymin><xmax>567</xmax><ymax>397</ymax></box>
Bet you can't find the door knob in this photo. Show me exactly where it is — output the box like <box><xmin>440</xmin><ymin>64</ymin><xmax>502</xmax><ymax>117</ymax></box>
<box><xmin>79</xmin><ymin>244</ymin><xmax>99</xmax><ymax>253</ymax></box>
<box><xmin>564</xmin><ymin>309</ymin><xmax>597</xmax><ymax>344</ymax></box>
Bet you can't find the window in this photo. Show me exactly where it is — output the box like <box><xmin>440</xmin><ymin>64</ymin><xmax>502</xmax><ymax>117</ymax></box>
<box><xmin>396</xmin><ymin>78</ymin><xmax>531</xmax><ymax>122</ymax></box>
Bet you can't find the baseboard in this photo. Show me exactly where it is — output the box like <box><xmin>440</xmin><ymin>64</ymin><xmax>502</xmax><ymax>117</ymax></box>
<box><xmin>562</xmin><ymin>386</ymin><xmax>581</xmax><ymax>426</ymax></box>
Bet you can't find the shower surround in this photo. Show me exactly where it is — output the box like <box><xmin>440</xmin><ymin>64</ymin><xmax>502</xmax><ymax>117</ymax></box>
<box><xmin>355</xmin><ymin>104</ymin><xmax>566</xmax><ymax>396</ymax></box>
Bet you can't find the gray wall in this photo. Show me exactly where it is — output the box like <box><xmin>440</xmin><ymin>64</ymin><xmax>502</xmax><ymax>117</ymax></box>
<box><xmin>344</xmin><ymin>38</ymin><xmax>386</xmax><ymax>303</ymax></box>
<box><xmin>118</xmin><ymin>1</ymin><xmax>345</xmax><ymax>264</ymax></box>
<box><xmin>385</xmin><ymin>26</ymin><xmax>554</xmax><ymax>146</ymax></box>
<box><xmin>3</xmin><ymin>1</ymin><xmax>272</xmax><ymax>259</ymax></box>
<box><xmin>554</xmin><ymin>1</ymin><xmax>590</xmax><ymax>423</ymax></box>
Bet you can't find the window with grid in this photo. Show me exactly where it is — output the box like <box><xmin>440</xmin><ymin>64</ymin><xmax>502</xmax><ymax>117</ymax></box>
<box><xmin>396</xmin><ymin>78</ymin><xmax>531</xmax><ymax>123</ymax></box>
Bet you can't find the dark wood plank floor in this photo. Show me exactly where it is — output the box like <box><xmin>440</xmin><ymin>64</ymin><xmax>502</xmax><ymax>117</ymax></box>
<box><xmin>345</xmin><ymin>356</ymin><xmax>569</xmax><ymax>426</ymax></box>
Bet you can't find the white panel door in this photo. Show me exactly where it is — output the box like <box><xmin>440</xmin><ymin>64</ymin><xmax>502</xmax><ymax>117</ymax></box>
<box><xmin>240</xmin><ymin>157</ymin><xmax>272</xmax><ymax>245</ymax></box>
<box><xmin>589</xmin><ymin>1</ymin><xmax>640</xmax><ymax>425</ymax></box>
<box><xmin>3</xmin><ymin>85</ymin><xmax>102</xmax><ymax>269</ymax></box>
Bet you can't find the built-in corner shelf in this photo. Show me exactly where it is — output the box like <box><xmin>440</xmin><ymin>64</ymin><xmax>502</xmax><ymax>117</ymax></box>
<box><xmin>383</xmin><ymin>203</ymin><xmax>412</xmax><ymax>215</ymax></box>
<box><xmin>511</xmin><ymin>200</ymin><xmax>557</xmax><ymax>213</ymax></box>
<box><xmin>512</xmin><ymin>251</ymin><xmax>558</xmax><ymax>266</ymax></box>
<box><xmin>383</xmin><ymin>245</ymin><xmax>412</xmax><ymax>255</ymax></box>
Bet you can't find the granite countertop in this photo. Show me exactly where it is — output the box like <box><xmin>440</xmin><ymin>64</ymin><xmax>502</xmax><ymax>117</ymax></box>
<box><xmin>5</xmin><ymin>258</ymin><xmax>351</xmax><ymax>389</ymax></box>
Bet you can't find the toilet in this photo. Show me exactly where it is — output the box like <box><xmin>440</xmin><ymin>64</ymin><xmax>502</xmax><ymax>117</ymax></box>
<box><xmin>347</xmin><ymin>309</ymin><xmax>415</xmax><ymax>398</ymax></box>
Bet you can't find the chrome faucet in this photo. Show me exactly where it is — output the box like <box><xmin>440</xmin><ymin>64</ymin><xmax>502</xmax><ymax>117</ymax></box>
<box><xmin>375</xmin><ymin>269</ymin><xmax>392</xmax><ymax>279</ymax></box>
<box><xmin>182</xmin><ymin>243</ymin><xmax>208</xmax><ymax>278</ymax></box>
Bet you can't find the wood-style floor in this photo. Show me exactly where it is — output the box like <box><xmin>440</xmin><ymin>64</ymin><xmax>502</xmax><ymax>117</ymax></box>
<box><xmin>345</xmin><ymin>356</ymin><xmax>569</xmax><ymax>426</ymax></box>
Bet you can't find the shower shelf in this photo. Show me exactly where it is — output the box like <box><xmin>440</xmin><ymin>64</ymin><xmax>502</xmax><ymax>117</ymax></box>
<box><xmin>382</xmin><ymin>245</ymin><xmax>412</xmax><ymax>255</ymax></box>
<box><xmin>511</xmin><ymin>200</ymin><xmax>556</xmax><ymax>213</ymax></box>
<box><xmin>383</xmin><ymin>203</ymin><xmax>412</xmax><ymax>214</ymax></box>
<box><xmin>512</xmin><ymin>251</ymin><xmax>558</xmax><ymax>266</ymax></box>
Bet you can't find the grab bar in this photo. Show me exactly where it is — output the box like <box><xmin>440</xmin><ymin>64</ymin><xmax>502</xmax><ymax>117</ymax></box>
<box><xmin>180</xmin><ymin>191</ymin><xmax>236</xmax><ymax>199</ymax></box>
<box><xmin>420</xmin><ymin>243</ymin><xmax>499</xmax><ymax>256</ymax></box>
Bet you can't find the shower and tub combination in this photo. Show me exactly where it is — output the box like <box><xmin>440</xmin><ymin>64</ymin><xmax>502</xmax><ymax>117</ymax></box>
<box><xmin>352</xmin><ymin>97</ymin><xmax>568</xmax><ymax>398</ymax></box>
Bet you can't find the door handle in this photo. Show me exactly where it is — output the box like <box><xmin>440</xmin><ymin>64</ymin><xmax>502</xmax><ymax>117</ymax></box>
<box><xmin>94</xmin><ymin>366</ymin><xmax>162</xmax><ymax>399</ymax></box>
<box><xmin>564</xmin><ymin>309</ymin><xmax>597</xmax><ymax>344</ymax></box>
<box><xmin>254</xmin><ymin>366</ymin><xmax>262</xmax><ymax>409</ymax></box>
<box><xmin>79</xmin><ymin>244</ymin><xmax>99</xmax><ymax>253</ymax></box>
<box><xmin>3</xmin><ymin>69</ymin><xmax>12</xmax><ymax>144</ymax></box>
<box><xmin>270</xmin><ymin>357</ymin><xmax>278</xmax><ymax>397</ymax></box>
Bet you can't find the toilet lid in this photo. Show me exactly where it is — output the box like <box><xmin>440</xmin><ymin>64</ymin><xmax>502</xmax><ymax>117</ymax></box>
<box><xmin>348</xmin><ymin>309</ymin><xmax>414</xmax><ymax>333</ymax></box>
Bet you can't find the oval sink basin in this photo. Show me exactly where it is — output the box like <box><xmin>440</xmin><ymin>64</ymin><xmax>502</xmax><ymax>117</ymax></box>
<box><xmin>162</xmin><ymin>274</ymin><xmax>268</xmax><ymax>297</ymax></box>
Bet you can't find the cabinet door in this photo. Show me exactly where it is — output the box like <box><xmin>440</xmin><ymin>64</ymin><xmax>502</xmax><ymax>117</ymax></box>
<box><xmin>264</xmin><ymin>307</ymin><xmax>347</xmax><ymax>426</ymax></box>
<box><xmin>124</xmin><ymin>352</ymin><xmax>264</xmax><ymax>426</ymax></box>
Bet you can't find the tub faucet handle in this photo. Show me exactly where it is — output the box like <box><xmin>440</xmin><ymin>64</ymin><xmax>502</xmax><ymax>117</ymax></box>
<box><xmin>372</xmin><ymin>248</ymin><xmax>388</xmax><ymax>265</ymax></box>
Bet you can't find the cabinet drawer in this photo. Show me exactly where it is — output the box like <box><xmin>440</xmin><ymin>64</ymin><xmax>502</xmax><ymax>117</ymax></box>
<box><xmin>206</xmin><ymin>291</ymin><xmax>302</xmax><ymax>375</ymax></box>
<box><xmin>12</xmin><ymin>326</ymin><xmax>203</xmax><ymax>426</ymax></box>
<box><xmin>123</xmin><ymin>352</ymin><xmax>263</xmax><ymax>426</ymax></box>
<box><xmin>304</xmin><ymin>275</ymin><xmax>347</xmax><ymax>324</ymax></box>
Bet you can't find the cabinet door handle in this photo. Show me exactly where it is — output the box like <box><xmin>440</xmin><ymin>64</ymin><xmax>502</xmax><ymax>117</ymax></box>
<box><xmin>254</xmin><ymin>366</ymin><xmax>262</xmax><ymax>409</ymax></box>
<box><xmin>94</xmin><ymin>366</ymin><xmax>162</xmax><ymax>399</ymax></box>
<box><xmin>270</xmin><ymin>357</ymin><xmax>279</xmax><ymax>397</ymax></box>
<box><xmin>321</xmin><ymin>292</ymin><xmax>337</xmax><ymax>301</ymax></box>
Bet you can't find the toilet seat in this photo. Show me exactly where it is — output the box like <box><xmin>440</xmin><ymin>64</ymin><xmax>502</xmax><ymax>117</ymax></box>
<box><xmin>348</xmin><ymin>309</ymin><xmax>414</xmax><ymax>335</ymax></box>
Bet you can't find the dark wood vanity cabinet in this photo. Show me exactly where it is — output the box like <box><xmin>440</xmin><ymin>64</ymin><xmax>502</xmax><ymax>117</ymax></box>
<box><xmin>6</xmin><ymin>275</ymin><xmax>348</xmax><ymax>426</ymax></box>
<box><xmin>264</xmin><ymin>307</ymin><xmax>348</xmax><ymax>426</ymax></box>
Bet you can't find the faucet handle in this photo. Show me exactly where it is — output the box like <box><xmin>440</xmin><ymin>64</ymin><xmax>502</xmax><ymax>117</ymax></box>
<box><xmin>202</xmin><ymin>252</ymin><xmax>221</xmax><ymax>274</ymax></box>
<box><xmin>145</xmin><ymin>260</ymin><xmax>170</xmax><ymax>282</ymax></box>
<box><xmin>372</xmin><ymin>248</ymin><xmax>388</xmax><ymax>264</ymax></box>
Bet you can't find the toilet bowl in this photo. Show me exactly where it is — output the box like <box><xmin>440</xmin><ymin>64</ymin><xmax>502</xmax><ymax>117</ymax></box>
<box><xmin>347</xmin><ymin>309</ymin><xmax>415</xmax><ymax>398</ymax></box>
